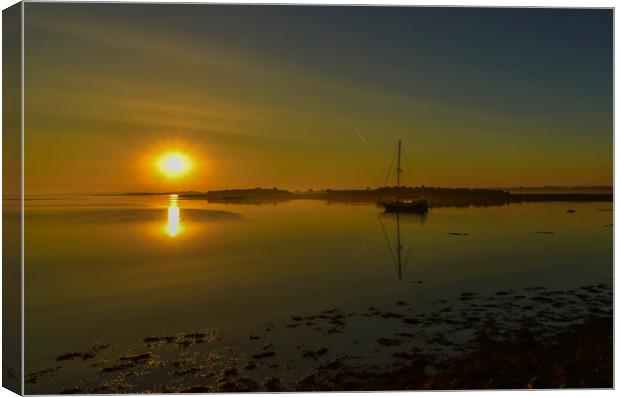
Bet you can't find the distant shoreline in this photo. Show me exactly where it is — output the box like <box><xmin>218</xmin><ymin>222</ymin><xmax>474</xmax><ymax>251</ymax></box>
<box><xmin>105</xmin><ymin>187</ymin><xmax>613</xmax><ymax>207</ymax></box>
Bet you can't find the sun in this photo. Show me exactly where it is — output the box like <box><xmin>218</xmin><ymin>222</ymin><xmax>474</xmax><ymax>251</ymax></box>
<box><xmin>156</xmin><ymin>152</ymin><xmax>193</xmax><ymax>178</ymax></box>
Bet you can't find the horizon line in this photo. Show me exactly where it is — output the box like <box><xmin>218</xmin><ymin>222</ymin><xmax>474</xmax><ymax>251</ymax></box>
<box><xmin>16</xmin><ymin>185</ymin><xmax>615</xmax><ymax>197</ymax></box>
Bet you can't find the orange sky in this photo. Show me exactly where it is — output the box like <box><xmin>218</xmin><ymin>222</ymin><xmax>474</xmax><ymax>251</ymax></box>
<box><xmin>23</xmin><ymin>4</ymin><xmax>613</xmax><ymax>194</ymax></box>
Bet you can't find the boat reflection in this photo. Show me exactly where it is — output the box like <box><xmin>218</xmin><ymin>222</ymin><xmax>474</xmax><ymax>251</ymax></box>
<box><xmin>378</xmin><ymin>212</ymin><xmax>426</xmax><ymax>279</ymax></box>
<box><xmin>166</xmin><ymin>194</ymin><xmax>182</xmax><ymax>237</ymax></box>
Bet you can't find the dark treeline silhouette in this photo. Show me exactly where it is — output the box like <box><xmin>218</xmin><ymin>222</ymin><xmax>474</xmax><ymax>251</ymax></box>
<box><xmin>174</xmin><ymin>186</ymin><xmax>612</xmax><ymax>207</ymax></box>
<box><xmin>202</xmin><ymin>187</ymin><xmax>294</xmax><ymax>200</ymax></box>
<box><xmin>509</xmin><ymin>193</ymin><xmax>613</xmax><ymax>202</ymax></box>
<box><xmin>505</xmin><ymin>186</ymin><xmax>613</xmax><ymax>194</ymax></box>
<box><xmin>318</xmin><ymin>186</ymin><xmax>510</xmax><ymax>207</ymax></box>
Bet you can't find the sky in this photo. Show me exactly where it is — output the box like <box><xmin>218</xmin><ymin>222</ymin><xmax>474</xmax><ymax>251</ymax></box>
<box><xmin>24</xmin><ymin>4</ymin><xmax>613</xmax><ymax>194</ymax></box>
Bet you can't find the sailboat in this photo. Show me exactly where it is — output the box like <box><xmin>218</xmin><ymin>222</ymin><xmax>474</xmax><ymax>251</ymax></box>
<box><xmin>378</xmin><ymin>140</ymin><xmax>428</xmax><ymax>213</ymax></box>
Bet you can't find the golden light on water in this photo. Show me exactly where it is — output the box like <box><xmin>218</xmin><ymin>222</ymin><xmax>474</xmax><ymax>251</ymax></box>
<box><xmin>166</xmin><ymin>194</ymin><xmax>182</xmax><ymax>237</ymax></box>
<box><xmin>156</xmin><ymin>152</ymin><xmax>193</xmax><ymax>178</ymax></box>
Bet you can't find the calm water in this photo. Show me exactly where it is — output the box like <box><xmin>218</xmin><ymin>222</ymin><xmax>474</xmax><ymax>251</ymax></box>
<box><xmin>22</xmin><ymin>196</ymin><xmax>612</xmax><ymax>390</ymax></box>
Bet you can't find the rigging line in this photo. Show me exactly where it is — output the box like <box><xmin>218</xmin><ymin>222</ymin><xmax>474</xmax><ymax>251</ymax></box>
<box><xmin>382</xmin><ymin>146</ymin><xmax>398</xmax><ymax>187</ymax></box>
<box><xmin>378</xmin><ymin>214</ymin><xmax>398</xmax><ymax>272</ymax></box>
<box><xmin>379</xmin><ymin>146</ymin><xmax>398</xmax><ymax>200</ymax></box>
<box><xmin>401</xmin><ymin>146</ymin><xmax>416</xmax><ymax>188</ymax></box>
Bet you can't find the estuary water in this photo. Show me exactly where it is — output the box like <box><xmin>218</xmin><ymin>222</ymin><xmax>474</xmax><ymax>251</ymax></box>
<box><xmin>22</xmin><ymin>195</ymin><xmax>613</xmax><ymax>392</ymax></box>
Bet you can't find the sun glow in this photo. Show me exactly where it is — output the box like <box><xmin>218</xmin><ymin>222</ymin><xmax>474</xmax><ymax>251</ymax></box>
<box><xmin>157</xmin><ymin>152</ymin><xmax>193</xmax><ymax>178</ymax></box>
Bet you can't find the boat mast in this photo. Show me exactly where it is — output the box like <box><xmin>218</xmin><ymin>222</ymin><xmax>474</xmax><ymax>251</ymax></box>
<box><xmin>396</xmin><ymin>140</ymin><xmax>402</xmax><ymax>201</ymax></box>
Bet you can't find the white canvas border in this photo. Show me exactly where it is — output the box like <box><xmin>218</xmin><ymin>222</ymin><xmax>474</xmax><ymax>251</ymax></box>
<box><xmin>0</xmin><ymin>1</ymin><xmax>615</xmax><ymax>396</ymax></box>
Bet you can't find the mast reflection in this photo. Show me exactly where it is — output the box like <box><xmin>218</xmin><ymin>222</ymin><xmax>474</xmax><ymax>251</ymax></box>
<box><xmin>379</xmin><ymin>212</ymin><xmax>426</xmax><ymax>280</ymax></box>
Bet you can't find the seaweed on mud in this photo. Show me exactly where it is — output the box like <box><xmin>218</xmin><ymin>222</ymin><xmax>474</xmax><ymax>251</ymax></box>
<box><xmin>119</xmin><ymin>352</ymin><xmax>152</xmax><ymax>362</ymax></box>
<box><xmin>261</xmin><ymin>343</ymin><xmax>274</xmax><ymax>350</ymax></box>
<box><xmin>302</xmin><ymin>347</ymin><xmax>329</xmax><ymax>359</ymax></box>
<box><xmin>219</xmin><ymin>378</ymin><xmax>259</xmax><ymax>392</ymax></box>
<box><xmin>318</xmin><ymin>360</ymin><xmax>344</xmax><ymax>371</ymax></box>
<box><xmin>143</xmin><ymin>335</ymin><xmax>176</xmax><ymax>344</ymax></box>
<box><xmin>329</xmin><ymin>314</ymin><xmax>346</xmax><ymax>325</ymax></box>
<box><xmin>25</xmin><ymin>366</ymin><xmax>61</xmax><ymax>384</ymax></box>
<box><xmin>402</xmin><ymin>317</ymin><xmax>420</xmax><ymax>325</ymax></box>
<box><xmin>298</xmin><ymin>374</ymin><xmax>319</xmax><ymax>389</ymax></box>
<box><xmin>223</xmin><ymin>367</ymin><xmax>239</xmax><ymax>377</ymax></box>
<box><xmin>244</xmin><ymin>362</ymin><xmax>257</xmax><ymax>370</ymax></box>
<box><xmin>376</xmin><ymin>337</ymin><xmax>403</xmax><ymax>347</ymax></box>
<box><xmin>175</xmin><ymin>331</ymin><xmax>217</xmax><ymax>347</ymax></box>
<box><xmin>531</xmin><ymin>296</ymin><xmax>553</xmax><ymax>304</ymax></box>
<box><xmin>380</xmin><ymin>312</ymin><xmax>403</xmax><ymax>319</ymax></box>
<box><xmin>99</xmin><ymin>352</ymin><xmax>153</xmax><ymax>373</ymax></box>
<box><xmin>173</xmin><ymin>367</ymin><xmax>200</xmax><ymax>377</ymax></box>
<box><xmin>59</xmin><ymin>387</ymin><xmax>82</xmax><ymax>394</ymax></box>
<box><xmin>33</xmin><ymin>281</ymin><xmax>612</xmax><ymax>393</ymax></box>
<box><xmin>91</xmin><ymin>343</ymin><xmax>110</xmax><ymax>352</ymax></box>
<box><xmin>180</xmin><ymin>385</ymin><xmax>210</xmax><ymax>393</ymax></box>
<box><xmin>169</xmin><ymin>359</ymin><xmax>190</xmax><ymax>368</ymax></box>
<box><xmin>55</xmin><ymin>344</ymin><xmax>107</xmax><ymax>362</ymax></box>
<box><xmin>251</xmin><ymin>351</ymin><xmax>276</xmax><ymax>360</ymax></box>
<box><xmin>55</xmin><ymin>353</ymin><xmax>86</xmax><ymax>362</ymax></box>
<box><xmin>91</xmin><ymin>379</ymin><xmax>133</xmax><ymax>393</ymax></box>
<box><xmin>459</xmin><ymin>295</ymin><xmax>475</xmax><ymax>301</ymax></box>
<box><xmin>392</xmin><ymin>351</ymin><xmax>420</xmax><ymax>360</ymax></box>
<box><xmin>101</xmin><ymin>362</ymin><xmax>135</xmax><ymax>373</ymax></box>
<box><xmin>264</xmin><ymin>377</ymin><xmax>283</xmax><ymax>392</ymax></box>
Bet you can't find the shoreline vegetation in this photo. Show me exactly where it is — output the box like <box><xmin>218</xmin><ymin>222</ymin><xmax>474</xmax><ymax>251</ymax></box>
<box><xmin>26</xmin><ymin>281</ymin><xmax>612</xmax><ymax>393</ymax></box>
<box><xmin>115</xmin><ymin>186</ymin><xmax>613</xmax><ymax>207</ymax></box>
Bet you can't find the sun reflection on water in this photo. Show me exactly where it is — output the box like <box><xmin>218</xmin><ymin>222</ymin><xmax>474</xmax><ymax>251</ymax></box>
<box><xmin>166</xmin><ymin>194</ymin><xmax>182</xmax><ymax>237</ymax></box>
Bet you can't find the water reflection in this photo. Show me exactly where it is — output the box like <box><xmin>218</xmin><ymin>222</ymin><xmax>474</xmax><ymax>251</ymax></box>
<box><xmin>166</xmin><ymin>194</ymin><xmax>182</xmax><ymax>237</ymax></box>
<box><xmin>379</xmin><ymin>212</ymin><xmax>425</xmax><ymax>280</ymax></box>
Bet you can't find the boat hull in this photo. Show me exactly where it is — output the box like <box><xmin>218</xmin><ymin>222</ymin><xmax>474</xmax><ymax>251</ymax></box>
<box><xmin>380</xmin><ymin>200</ymin><xmax>428</xmax><ymax>213</ymax></box>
